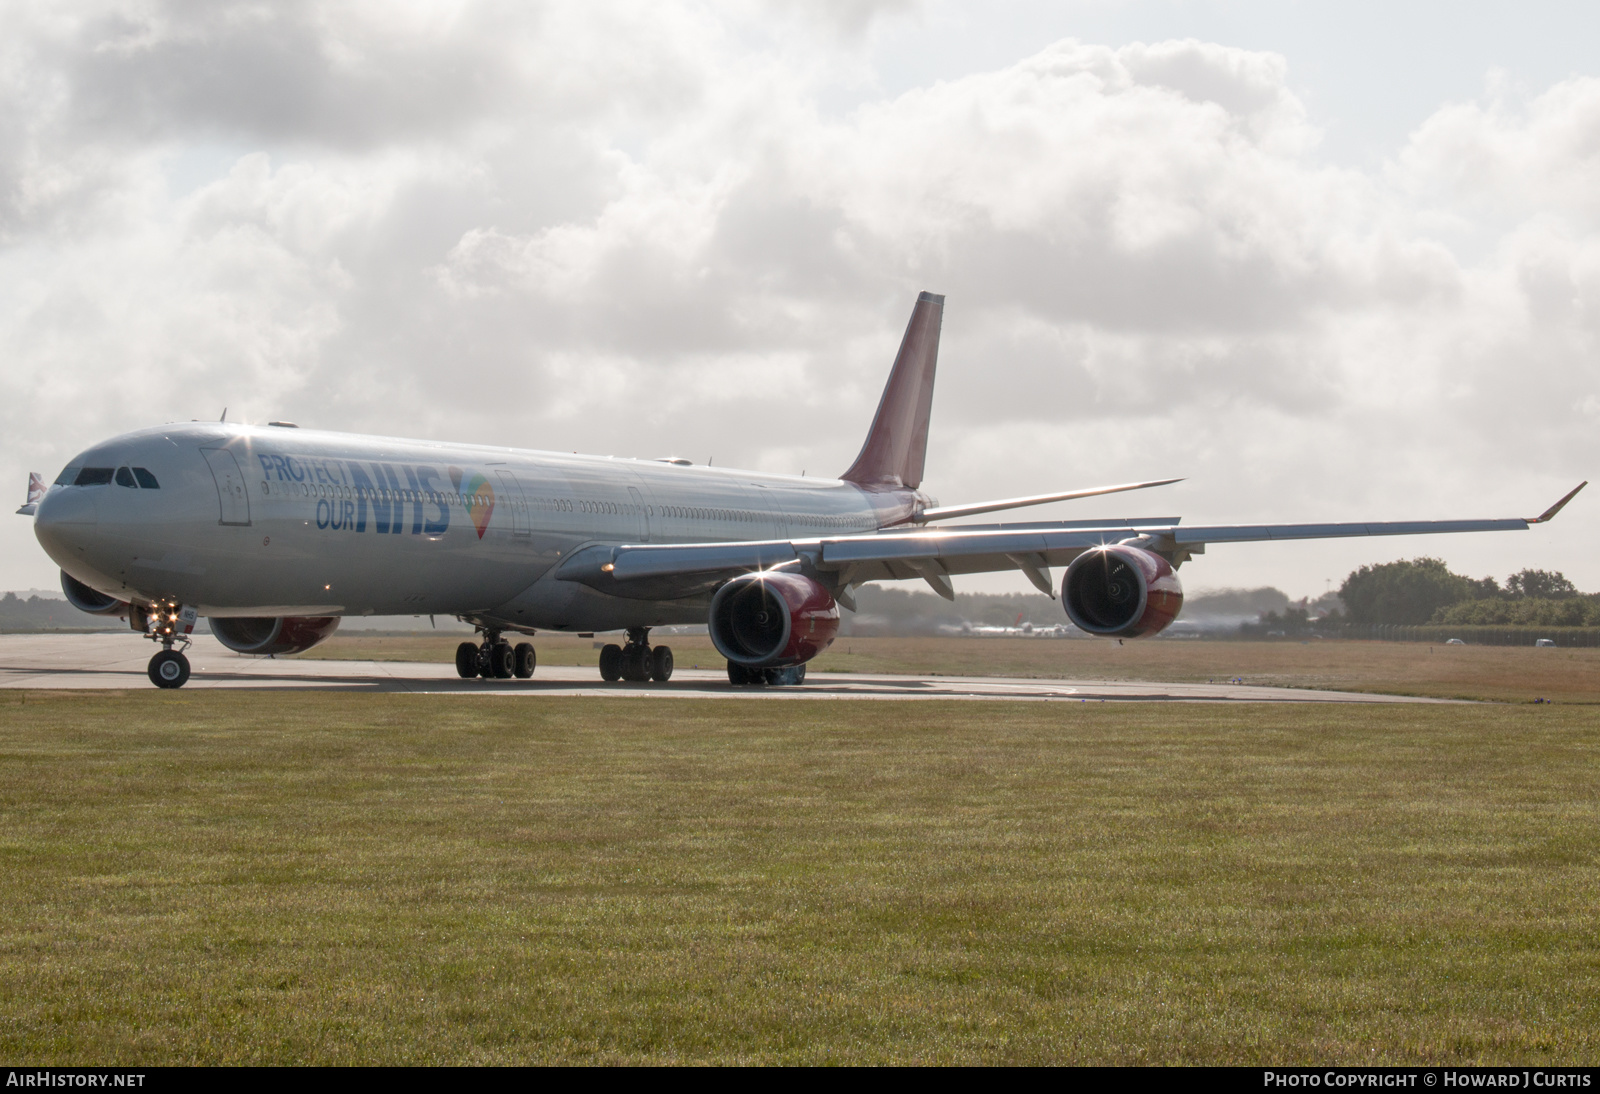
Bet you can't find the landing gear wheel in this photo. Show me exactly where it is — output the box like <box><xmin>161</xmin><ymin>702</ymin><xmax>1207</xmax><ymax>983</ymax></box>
<box><xmin>513</xmin><ymin>643</ymin><xmax>536</xmax><ymax>679</ymax></box>
<box><xmin>764</xmin><ymin>665</ymin><xmax>806</xmax><ymax>687</ymax></box>
<box><xmin>490</xmin><ymin>642</ymin><xmax>515</xmax><ymax>679</ymax></box>
<box><xmin>455</xmin><ymin>642</ymin><xmax>480</xmax><ymax>679</ymax></box>
<box><xmin>599</xmin><ymin>643</ymin><xmax>623</xmax><ymax>682</ymax></box>
<box><xmin>622</xmin><ymin>645</ymin><xmax>651</xmax><ymax>682</ymax></box>
<box><xmin>727</xmin><ymin>661</ymin><xmax>754</xmax><ymax>686</ymax></box>
<box><xmin>148</xmin><ymin>649</ymin><xmax>191</xmax><ymax>689</ymax></box>
<box><xmin>650</xmin><ymin>645</ymin><xmax>674</xmax><ymax>682</ymax></box>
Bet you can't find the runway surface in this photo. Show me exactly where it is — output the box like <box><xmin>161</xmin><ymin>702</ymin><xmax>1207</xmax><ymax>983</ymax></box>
<box><xmin>0</xmin><ymin>634</ymin><xmax>1457</xmax><ymax>702</ymax></box>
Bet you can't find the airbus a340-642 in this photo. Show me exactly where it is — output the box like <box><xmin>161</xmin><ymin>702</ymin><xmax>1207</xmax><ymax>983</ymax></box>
<box><xmin>20</xmin><ymin>292</ymin><xmax>1586</xmax><ymax>688</ymax></box>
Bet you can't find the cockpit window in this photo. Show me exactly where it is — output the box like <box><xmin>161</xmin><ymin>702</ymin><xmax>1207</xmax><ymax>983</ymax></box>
<box><xmin>115</xmin><ymin>467</ymin><xmax>136</xmax><ymax>488</ymax></box>
<box><xmin>74</xmin><ymin>468</ymin><xmax>114</xmax><ymax>486</ymax></box>
<box><xmin>133</xmin><ymin>468</ymin><xmax>159</xmax><ymax>489</ymax></box>
<box><xmin>54</xmin><ymin>467</ymin><xmax>80</xmax><ymax>486</ymax></box>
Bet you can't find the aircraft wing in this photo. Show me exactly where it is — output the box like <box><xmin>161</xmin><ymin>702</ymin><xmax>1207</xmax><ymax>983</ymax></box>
<box><xmin>555</xmin><ymin>484</ymin><xmax>1583</xmax><ymax>602</ymax></box>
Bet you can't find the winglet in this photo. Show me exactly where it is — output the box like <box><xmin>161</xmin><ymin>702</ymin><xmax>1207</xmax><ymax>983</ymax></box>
<box><xmin>1529</xmin><ymin>481</ymin><xmax>1586</xmax><ymax>524</ymax></box>
<box><xmin>15</xmin><ymin>471</ymin><xmax>42</xmax><ymax>516</ymax></box>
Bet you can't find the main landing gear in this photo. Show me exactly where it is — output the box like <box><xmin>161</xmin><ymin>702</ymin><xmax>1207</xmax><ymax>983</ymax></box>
<box><xmin>139</xmin><ymin>600</ymin><xmax>194</xmax><ymax>689</ymax></box>
<box><xmin>598</xmin><ymin>628</ymin><xmax>674</xmax><ymax>683</ymax></box>
<box><xmin>455</xmin><ymin>630</ymin><xmax>536</xmax><ymax>680</ymax></box>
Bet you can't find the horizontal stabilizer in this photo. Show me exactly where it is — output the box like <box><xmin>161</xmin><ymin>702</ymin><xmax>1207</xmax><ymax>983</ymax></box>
<box><xmin>907</xmin><ymin>478</ymin><xmax>1182</xmax><ymax>524</ymax></box>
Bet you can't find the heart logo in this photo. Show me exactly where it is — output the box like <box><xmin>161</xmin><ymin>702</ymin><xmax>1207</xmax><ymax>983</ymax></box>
<box><xmin>450</xmin><ymin>466</ymin><xmax>495</xmax><ymax>539</ymax></box>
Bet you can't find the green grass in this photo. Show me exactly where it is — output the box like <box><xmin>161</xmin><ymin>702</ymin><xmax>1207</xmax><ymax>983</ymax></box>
<box><xmin>299</xmin><ymin>634</ymin><xmax>1600</xmax><ymax>704</ymax></box>
<box><xmin>1</xmin><ymin>693</ymin><xmax>1598</xmax><ymax>1064</ymax></box>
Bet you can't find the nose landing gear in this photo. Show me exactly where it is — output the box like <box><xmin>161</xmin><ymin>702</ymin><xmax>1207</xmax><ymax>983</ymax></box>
<box><xmin>149</xmin><ymin>649</ymin><xmax>190</xmax><ymax>688</ymax></box>
<box><xmin>455</xmin><ymin>629</ymin><xmax>536</xmax><ymax>681</ymax></box>
<box><xmin>139</xmin><ymin>600</ymin><xmax>196</xmax><ymax>689</ymax></box>
<box><xmin>599</xmin><ymin>628</ymin><xmax>673</xmax><ymax>683</ymax></box>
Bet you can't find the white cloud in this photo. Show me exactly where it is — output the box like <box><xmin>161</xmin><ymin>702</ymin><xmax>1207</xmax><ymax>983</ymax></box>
<box><xmin>0</xmin><ymin>4</ymin><xmax>1596</xmax><ymax>597</ymax></box>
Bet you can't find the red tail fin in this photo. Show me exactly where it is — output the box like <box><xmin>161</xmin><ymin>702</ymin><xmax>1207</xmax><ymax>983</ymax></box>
<box><xmin>841</xmin><ymin>291</ymin><xmax>944</xmax><ymax>489</ymax></box>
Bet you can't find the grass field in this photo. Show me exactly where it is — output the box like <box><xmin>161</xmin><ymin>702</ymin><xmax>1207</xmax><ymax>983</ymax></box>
<box><xmin>299</xmin><ymin>634</ymin><xmax>1600</xmax><ymax>704</ymax></box>
<box><xmin>2</xmin><ymin>692</ymin><xmax>1597</xmax><ymax>1064</ymax></box>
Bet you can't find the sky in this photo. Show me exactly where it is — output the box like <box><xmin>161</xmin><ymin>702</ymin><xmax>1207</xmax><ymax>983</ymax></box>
<box><xmin>1</xmin><ymin>0</ymin><xmax>1596</xmax><ymax>601</ymax></box>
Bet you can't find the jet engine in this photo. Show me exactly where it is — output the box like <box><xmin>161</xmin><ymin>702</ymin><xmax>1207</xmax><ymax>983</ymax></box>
<box><xmin>709</xmin><ymin>571</ymin><xmax>840</xmax><ymax>667</ymax></box>
<box><xmin>210</xmin><ymin>616</ymin><xmax>342</xmax><ymax>656</ymax></box>
<box><xmin>1062</xmin><ymin>545</ymin><xmax>1184</xmax><ymax>639</ymax></box>
<box><xmin>60</xmin><ymin>570</ymin><xmax>125</xmax><ymax>616</ymax></box>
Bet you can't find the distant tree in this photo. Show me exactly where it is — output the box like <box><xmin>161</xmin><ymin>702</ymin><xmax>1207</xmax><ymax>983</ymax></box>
<box><xmin>1434</xmin><ymin>596</ymin><xmax>1600</xmax><ymax>627</ymax></box>
<box><xmin>1505</xmin><ymin>569</ymin><xmax>1579</xmax><ymax>599</ymax></box>
<box><xmin>1338</xmin><ymin>558</ymin><xmax>1490</xmax><ymax>625</ymax></box>
<box><xmin>1181</xmin><ymin>587</ymin><xmax>1291</xmax><ymax>619</ymax></box>
<box><xmin>1241</xmin><ymin>606</ymin><xmax>1309</xmax><ymax>637</ymax></box>
<box><xmin>0</xmin><ymin>592</ymin><xmax>123</xmax><ymax>632</ymax></box>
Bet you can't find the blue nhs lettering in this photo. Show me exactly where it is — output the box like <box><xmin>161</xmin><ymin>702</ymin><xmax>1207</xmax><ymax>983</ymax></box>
<box><xmin>262</xmin><ymin>454</ymin><xmax>452</xmax><ymax>536</ymax></box>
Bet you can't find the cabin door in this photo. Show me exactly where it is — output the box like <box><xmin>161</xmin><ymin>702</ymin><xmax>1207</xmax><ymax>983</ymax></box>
<box><xmin>199</xmin><ymin>448</ymin><xmax>251</xmax><ymax>526</ymax></box>
<box><xmin>757</xmin><ymin>485</ymin><xmax>789</xmax><ymax>540</ymax></box>
<box><xmin>495</xmin><ymin>470</ymin><xmax>530</xmax><ymax>538</ymax></box>
<box><xmin>627</xmin><ymin>486</ymin><xmax>650</xmax><ymax>543</ymax></box>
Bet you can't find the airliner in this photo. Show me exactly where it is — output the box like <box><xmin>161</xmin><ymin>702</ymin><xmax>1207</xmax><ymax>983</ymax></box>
<box><xmin>20</xmin><ymin>292</ymin><xmax>1585</xmax><ymax>688</ymax></box>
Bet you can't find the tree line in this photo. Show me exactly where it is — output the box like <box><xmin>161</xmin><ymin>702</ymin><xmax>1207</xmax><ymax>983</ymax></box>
<box><xmin>1337</xmin><ymin>559</ymin><xmax>1599</xmax><ymax>627</ymax></box>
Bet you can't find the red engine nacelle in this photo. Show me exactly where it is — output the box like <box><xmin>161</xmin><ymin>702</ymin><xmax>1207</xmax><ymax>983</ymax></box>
<box><xmin>709</xmin><ymin>571</ymin><xmax>841</xmax><ymax>668</ymax></box>
<box><xmin>210</xmin><ymin>616</ymin><xmax>342</xmax><ymax>656</ymax></box>
<box><xmin>1062</xmin><ymin>545</ymin><xmax>1184</xmax><ymax>639</ymax></box>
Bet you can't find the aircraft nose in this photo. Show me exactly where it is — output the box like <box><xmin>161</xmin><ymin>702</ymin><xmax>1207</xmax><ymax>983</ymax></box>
<box><xmin>32</xmin><ymin>487</ymin><xmax>97</xmax><ymax>556</ymax></box>
<box><xmin>35</xmin><ymin>486</ymin><xmax>97</xmax><ymax>527</ymax></box>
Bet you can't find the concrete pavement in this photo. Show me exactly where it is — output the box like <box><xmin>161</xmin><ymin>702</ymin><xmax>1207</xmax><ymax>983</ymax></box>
<box><xmin>0</xmin><ymin>634</ymin><xmax>1458</xmax><ymax>702</ymax></box>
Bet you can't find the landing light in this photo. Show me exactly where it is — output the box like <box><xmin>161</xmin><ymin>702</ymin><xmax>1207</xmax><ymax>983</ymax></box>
<box><xmin>600</xmin><ymin>563</ymin><xmax>615</xmax><ymax>573</ymax></box>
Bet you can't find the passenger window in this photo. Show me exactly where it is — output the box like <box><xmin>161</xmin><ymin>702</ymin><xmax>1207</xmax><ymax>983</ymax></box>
<box><xmin>74</xmin><ymin>468</ymin><xmax>114</xmax><ymax>486</ymax></box>
<box><xmin>115</xmin><ymin>467</ymin><xmax>136</xmax><ymax>488</ymax></box>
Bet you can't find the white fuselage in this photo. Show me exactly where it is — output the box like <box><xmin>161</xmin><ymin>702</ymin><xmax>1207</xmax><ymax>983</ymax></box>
<box><xmin>33</xmin><ymin>423</ymin><xmax>923</xmax><ymax>631</ymax></box>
